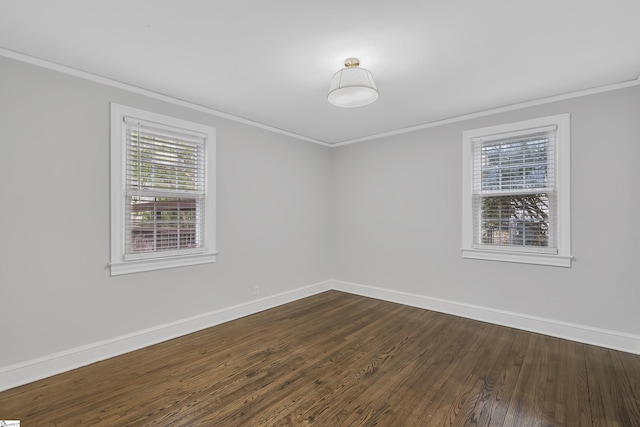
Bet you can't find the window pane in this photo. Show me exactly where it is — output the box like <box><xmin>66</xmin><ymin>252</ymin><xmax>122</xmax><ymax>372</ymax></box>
<box><xmin>127</xmin><ymin>129</ymin><xmax>204</xmax><ymax>194</ymax></box>
<box><xmin>478</xmin><ymin>194</ymin><xmax>550</xmax><ymax>247</ymax></box>
<box><xmin>480</xmin><ymin>135</ymin><xmax>551</xmax><ymax>192</ymax></box>
<box><xmin>126</xmin><ymin>197</ymin><xmax>202</xmax><ymax>254</ymax></box>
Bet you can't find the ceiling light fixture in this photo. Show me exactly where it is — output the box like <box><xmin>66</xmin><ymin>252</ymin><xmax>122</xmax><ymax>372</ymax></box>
<box><xmin>327</xmin><ymin>58</ymin><xmax>378</xmax><ymax>108</ymax></box>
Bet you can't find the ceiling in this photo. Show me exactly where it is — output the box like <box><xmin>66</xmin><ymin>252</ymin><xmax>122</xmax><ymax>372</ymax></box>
<box><xmin>2</xmin><ymin>1</ymin><xmax>640</xmax><ymax>145</ymax></box>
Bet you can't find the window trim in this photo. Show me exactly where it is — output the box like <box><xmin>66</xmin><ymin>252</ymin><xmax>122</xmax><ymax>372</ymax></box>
<box><xmin>461</xmin><ymin>114</ymin><xmax>572</xmax><ymax>267</ymax></box>
<box><xmin>110</xmin><ymin>103</ymin><xmax>217</xmax><ymax>276</ymax></box>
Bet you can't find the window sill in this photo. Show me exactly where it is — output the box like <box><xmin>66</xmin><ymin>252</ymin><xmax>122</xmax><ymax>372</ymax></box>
<box><xmin>110</xmin><ymin>251</ymin><xmax>217</xmax><ymax>276</ymax></box>
<box><xmin>462</xmin><ymin>248</ymin><xmax>572</xmax><ymax>267</ymax></box>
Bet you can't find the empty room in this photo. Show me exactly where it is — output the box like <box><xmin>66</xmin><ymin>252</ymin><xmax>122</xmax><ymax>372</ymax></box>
<box><xmin>1</xmin><ymin>1</ymin><xmax>639</xmax><ymax>426</ymax></box>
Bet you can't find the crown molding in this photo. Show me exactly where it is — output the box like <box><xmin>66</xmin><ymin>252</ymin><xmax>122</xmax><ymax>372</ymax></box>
<box><xmin>329</xmin><ymin>77</ymin><xmax>640</xmax><ymax>147</ymax></box>
<box><xmin>0</xmin><ymin>47</ymin><xmax>330</xmax><ymax>147</ymax></box>
<box><xmin>2</xmin><ymin>47</ymin><xmax>639</xmax><ymax>148</ymax></box>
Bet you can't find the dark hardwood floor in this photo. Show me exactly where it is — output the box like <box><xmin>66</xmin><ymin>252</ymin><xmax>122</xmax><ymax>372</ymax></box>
<box><xmin>1</xmin><ymin>291</ymin><xmax>639</xmax><ymax>426</ymax></box>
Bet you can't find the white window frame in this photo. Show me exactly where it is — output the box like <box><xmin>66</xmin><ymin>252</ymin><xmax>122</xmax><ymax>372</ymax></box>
<box><xmin>461</xmin><ymin>114</ymin><xmax>572</xmax><ymax>267</ymax></box>
<box><xmin>110</xmin><ymin>104</ymin><xmax>217</xmax><ymax>276</ymax></box>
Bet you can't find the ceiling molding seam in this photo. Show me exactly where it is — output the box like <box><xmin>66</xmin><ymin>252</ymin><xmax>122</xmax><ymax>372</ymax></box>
<box><xmin>3</xmin><ymin>47</ymin><xmax>638</xmax><ymax>149</ymax></box>
<box><xmin>0</xmin><ymin>47</ymin><xmax>331</xmax><ymax>148</ymax></box>
<box><xmin>330</xmin><ymin>78</ymin><xmax>640</xmax><ymax>147</ymax></box>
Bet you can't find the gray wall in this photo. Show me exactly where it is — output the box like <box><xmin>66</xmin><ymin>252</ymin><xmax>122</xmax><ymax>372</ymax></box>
<box><xmin>0</xmin><ymin>56</ymin><xmax>332</xmax><ymax>367</ymax></box>
<box><xmin>2</xmin><ymin>53</ymin><xmax>639</xmax><ymax>371</ymax></box>
<box><xmin>332</xmin><ymin>84</ymin><xmax>640</xmax><ymax>336</ymax></box>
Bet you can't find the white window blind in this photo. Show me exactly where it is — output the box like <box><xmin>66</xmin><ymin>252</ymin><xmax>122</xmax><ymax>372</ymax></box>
<box><xmin>462</xmin><ymin>114</ymin><xmax>571</xmax><ymax>267</ymax></box>
<box><xmin>123</xmin><ymin>117</ymin><xmax>207</xmax><ymax>260</ymax></box>
<box><xmin>471</xmin><ymin>126</ymin><xmax>558</xmax><ymax>253</ymax></box>
<box><xmin>110</xmin><ymin>104</ymin><xmax>216</xmax><ymax>276</ymax></box>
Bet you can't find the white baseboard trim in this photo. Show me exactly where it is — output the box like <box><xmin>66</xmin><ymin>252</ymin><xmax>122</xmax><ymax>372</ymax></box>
<box><xmin>330</xmin><ymin>280</ymin><xmax>640</xmax><ymax>355</ymax></box>
<box><xmin>0</xmin><ymin>280</ymin><xmax>332</xmax><ymax>392</ymax></box>
<box><xmin>3</xmin><ymin>279</ymin><xmax>637</xmax><ymax>392</ymax></box>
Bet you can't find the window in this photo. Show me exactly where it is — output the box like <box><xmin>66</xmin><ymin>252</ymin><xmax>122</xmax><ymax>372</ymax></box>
<box><xmin>110</xmin><ymin>104</ymin><xmax>216</xmax><ymax>275</ymax></box>
<box><xmin>461</xmin><ymin>114</ymin><xmax>571</xmax><ymax>267</ymax></box>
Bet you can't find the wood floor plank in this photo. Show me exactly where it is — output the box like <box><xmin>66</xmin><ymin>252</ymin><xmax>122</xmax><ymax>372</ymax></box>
<box><xmin>609</xmin><ymin>350</ymin><xmax>640</xmax><ymax>424</ymax></box>
<box><xmin>585</xmin><ymin>345</ymin><xmax>640</xmax><ymax>427</ymax></box>
<box><xmin>411</xmin><ymin>320</ymin><xmax>496</xmax><ymax>424</ymax></box>
<box><xmin>584</xmin><ymin>345</ymin><xmax>615</xmax><ymax>426</ymax></box>
<box><xmin>542</xmin><ymin>336</ymin><xmax>560</xmax><ymax>426</ymax></box>
<box><xmin>448</xmin><ymin>326</ymin><xmax>527</xmax><ymax>426</ymax></box>
<box><xmin>1</xmin><ymin>290</ymin><xmax>639</xmax><ymax>426</ymax></box>
<box><xmin>550</xmin><ymin>340</ymin><xmax>589</xmax><ymax>426</ymax></box>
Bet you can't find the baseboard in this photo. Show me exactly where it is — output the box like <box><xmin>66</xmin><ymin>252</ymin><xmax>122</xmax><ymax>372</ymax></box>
<box><xmin>0</xmin><ymin>280</ymin><xmax>332</xmax><ymax>392</ymax></box>
<box><xmin>330</xmin><ymin>280</ymin><xmax>640</xmax><ymax>355</ymax></box>
<box><xmin>3</xmin><ymin>278</ymin><xmax>637</xmax><ymax>392</ymax></box>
